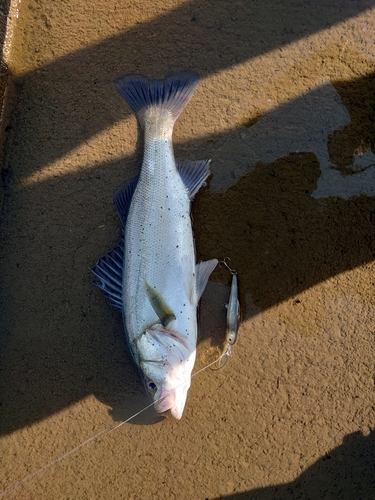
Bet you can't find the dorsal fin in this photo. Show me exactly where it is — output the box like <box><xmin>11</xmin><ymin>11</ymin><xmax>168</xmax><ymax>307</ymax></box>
<box><xmin>91</xmin><ymin>236</ymin><xmax>124</xmax><ymax>309</ymax></box>
<box><xmin>113</xmin><ymin>177</ymin><xmax>138</xmax><ymax>226</ymax></box>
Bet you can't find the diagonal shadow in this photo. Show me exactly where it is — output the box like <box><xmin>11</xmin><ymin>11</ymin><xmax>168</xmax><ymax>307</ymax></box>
<box><xmin>213</xmin><ymin>430</ymin><xmax>375</xmax><ymax>500</ymax></box>
<box><xmin>1</xmin><ymin>69</ymin><xmax>375</xmax><ymax>434</ymax></box>
<box><xmin>1</xmin><ymin>1</ymin><xmax>375</xmax><ymax>436</ymax></box>
<box><xmin>9</xmin><ymin>0</ymin><xmax>375</xmax><ymax>180</ymax></box>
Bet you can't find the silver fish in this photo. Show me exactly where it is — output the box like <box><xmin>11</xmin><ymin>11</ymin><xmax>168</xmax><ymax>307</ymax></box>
<box><xmin>92</xmin><ymin>72</ymin><xmax>218</xmax><ymax>419</ymax></box>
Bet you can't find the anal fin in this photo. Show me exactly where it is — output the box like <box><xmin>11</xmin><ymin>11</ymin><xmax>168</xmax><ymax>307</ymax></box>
<box><xmin>176</xmin><ymin>159</ymin><xmax>211</xmax><ymax>200</ymax></box>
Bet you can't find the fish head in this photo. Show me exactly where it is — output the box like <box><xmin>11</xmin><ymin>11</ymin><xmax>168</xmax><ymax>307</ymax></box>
<box><xmin>135</xmin><ymin>324</ymin><xmax>196</xmax><ymax>419</ymax></box>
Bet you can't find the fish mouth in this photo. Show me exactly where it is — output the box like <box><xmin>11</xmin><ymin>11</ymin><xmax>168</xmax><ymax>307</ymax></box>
<box><xmin>153</xmin><ymin>383</ymin><xmax>189</xmax><ymax>420</ymax></box>
<box><xmin>154</xmin><ymin>388</ymin><xmax>176</xmax><ymax>414</ymax></box>
<box><xmin>138</xmin><ymin>325</ymin><xmax>195</xmax><ymax>419</ymax></box>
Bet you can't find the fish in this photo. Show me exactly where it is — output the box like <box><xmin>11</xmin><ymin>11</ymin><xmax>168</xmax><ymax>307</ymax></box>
<box><xmin>92</xmin><ymin>72</ymin><xmax>218</xmax><ymax>419</ymax></box>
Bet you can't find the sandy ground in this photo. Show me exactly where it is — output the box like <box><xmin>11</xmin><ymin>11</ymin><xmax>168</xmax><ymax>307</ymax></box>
<box><xmin>1</xmin><ymin>0</ymin><xmax>375</xmax><ymax>498</ymax></box>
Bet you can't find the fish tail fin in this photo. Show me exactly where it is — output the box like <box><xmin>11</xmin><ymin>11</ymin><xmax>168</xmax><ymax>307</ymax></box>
<box><xmin>114</xmin><ymin>72</ymin><xmax>199</xmax><ymax>125</ymax></box>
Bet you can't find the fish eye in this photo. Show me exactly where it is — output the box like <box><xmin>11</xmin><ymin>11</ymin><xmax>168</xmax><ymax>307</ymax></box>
<box><xmin>146</xmin><ymin>379</ymin><xmax>157</xmax><ymax>392</ymax></box>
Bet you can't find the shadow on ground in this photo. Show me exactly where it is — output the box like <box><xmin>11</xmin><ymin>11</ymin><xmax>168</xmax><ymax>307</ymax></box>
<box><xmin>0</xmin><ymin>1</ymin><xmax>375</xmax><ymax>436</ymax></box>
<box><xmin>6</xmin><ymin>0</ymin><xmax>375</xmax><ymax>177</ymax></box>
<box><xmin>214</xmin><ymin>430</ymin><xmax>375</xmax><ymax>500</ymax></box>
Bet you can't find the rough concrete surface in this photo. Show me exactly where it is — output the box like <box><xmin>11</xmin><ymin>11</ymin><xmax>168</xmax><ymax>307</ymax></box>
<box><xmin>1</xmin><ymin>0</ymin><xmax>375</xmax><ymax>498</ymax></box>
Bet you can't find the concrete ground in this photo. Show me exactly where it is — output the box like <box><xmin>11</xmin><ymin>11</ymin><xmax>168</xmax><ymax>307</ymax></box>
<box><xmin>1</xmin><ymin>1</ymin><xmax>375</xmax><ymax>498</ymax></box>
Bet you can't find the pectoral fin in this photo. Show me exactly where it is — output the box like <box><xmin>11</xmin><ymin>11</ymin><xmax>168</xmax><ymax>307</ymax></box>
<box><xmin>196</xmin><ymin>259</ymin><xmax>218</xmax><ymax>300</ymax></box>
<box><xmin>144</xmin><ymin>280</ymin><xmax>176</xmax><ymax>326</ymax></box>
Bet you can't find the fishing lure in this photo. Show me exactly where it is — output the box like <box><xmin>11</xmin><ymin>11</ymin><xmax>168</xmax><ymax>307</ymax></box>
<box><xmin>211</xmin><ymin>258</ymin><xmax>240</xmax><ymax>370</ymax></box>
<box><xmin>225</xmin><ymin>271</ymin><xmax>240</xmax><ymax>346</ymax></box>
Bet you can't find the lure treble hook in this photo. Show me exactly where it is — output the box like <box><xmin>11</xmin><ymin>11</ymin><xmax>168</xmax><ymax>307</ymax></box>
<box><xmin>220</xmin><ymin>256</ymin><xmax>237</xmax><ymax>275</ymax></box>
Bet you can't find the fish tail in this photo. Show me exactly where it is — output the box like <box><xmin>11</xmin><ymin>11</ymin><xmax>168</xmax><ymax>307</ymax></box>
<box><xmin>114</xmin><ymin>72</ymin><xmax>199</xmax><ymax>125</ymax></box>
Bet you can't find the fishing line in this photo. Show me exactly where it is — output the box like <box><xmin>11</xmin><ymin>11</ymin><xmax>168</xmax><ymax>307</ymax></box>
<box><xmin>0</xmin><ymin>351</ymin><xmax>227</xmax><ymax>498</ymax></box>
